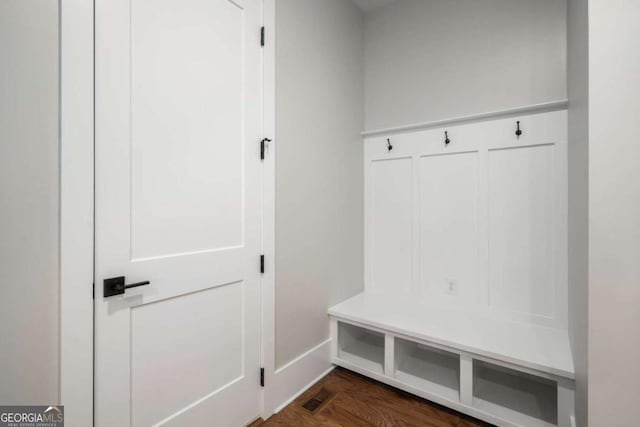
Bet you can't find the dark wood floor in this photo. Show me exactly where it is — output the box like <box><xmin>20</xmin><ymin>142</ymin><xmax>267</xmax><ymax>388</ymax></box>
<box><xmin>251</xmin><ymin>368</ymin><xmax>492</xmax><ymax>427</ymax></box>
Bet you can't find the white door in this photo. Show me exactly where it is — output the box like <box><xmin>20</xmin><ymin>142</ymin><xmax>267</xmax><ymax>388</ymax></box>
<box><xmin>94</xmin><ymin>0</ymin><xmax>262</xmax><ymax>426</ymax></box>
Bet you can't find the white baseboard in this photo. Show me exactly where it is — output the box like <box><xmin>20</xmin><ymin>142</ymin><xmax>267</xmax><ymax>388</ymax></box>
<box><xmin>273</xmin><ymin>366</ymin><xmax>335</xmax><ymax>414</ymax></box>
<box><xmin>263</xmin><ymin>338</ymin><xmax>334</xmax><ymax>417</ymax></box>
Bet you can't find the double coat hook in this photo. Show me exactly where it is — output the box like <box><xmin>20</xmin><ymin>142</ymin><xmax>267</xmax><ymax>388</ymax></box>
<box><xmin>387</xmin><ymin>138</ymin><xmax>393</xmax><ymax>152</ymax></box>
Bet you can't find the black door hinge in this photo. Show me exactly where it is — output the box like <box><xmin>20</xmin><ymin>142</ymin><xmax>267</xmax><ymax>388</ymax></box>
<box><xmin>260</xmin><ymin>138</ymin><xmax>272</xmax><ymax>160</ymax></box>
<box><xmin>260</xmin><ymin>367</ymin><xmax>265</xmax><ymax>387</ymax></box>
<box><xmin>260</xmin><ymin>254</ymin><xmax>265</xmax><ymax>274</ymax></box>
<box><xmin>260</xmin><ymin>26</ymin><xmax>265</xmax><ymax>47</ymax></box>
<box><xmin>92</xmin><ymin>282</ymin><xmax>95</xmax><ymax>299</ymax></box>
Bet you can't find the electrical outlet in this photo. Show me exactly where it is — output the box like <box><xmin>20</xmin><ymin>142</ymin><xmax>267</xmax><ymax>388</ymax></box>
<box><xmin>444</xmin><ymin>279</ymin><xmax>458</xmax><ymax>295</ymax></box>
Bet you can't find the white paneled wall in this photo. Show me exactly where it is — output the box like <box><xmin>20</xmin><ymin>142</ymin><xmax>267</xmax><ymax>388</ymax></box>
<box><xmin>420</xmin><ymin>151</ymin><xmax>479</xmax><ymax>306</ymax></box>
<box><xmin>488</xmin><ymin>145</ymin><xmax>555</xmax><ymax>319</ymax></box>
<box><xmin>364</xmin><ymin>111</ymin><xmax>567</xmax><ymax>329</ymax></box>
<box><xmin>370</xmin><ymin>157</ymin><xmax>413</xmax><ymax>294</ymax></box>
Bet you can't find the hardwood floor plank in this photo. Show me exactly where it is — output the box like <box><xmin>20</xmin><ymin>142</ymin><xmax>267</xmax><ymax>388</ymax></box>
<box><xmin>255</xmin><ymin>368</ymin><xmax>492</xmax><ymax>427</ymax></box>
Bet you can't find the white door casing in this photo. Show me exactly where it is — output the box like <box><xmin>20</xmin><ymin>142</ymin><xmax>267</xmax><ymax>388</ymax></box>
<box><xmin>95</xmin><ymin>0</ymin><xmax>262</xmax><ymax>426</ymax></box>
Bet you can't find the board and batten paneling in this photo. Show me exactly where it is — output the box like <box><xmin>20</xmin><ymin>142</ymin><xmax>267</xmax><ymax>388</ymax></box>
<box><xmin>489</xmin><ymin>145</ymin><xmax>555</xmax><ymax>319</ymax></box>
<box><xmin>420</xmin><ymin>152</ymin><xmax>479</xmax><ymax>306</ymax></box>
<box><xmin>364</xmin><ymin>111</ymin><xmax>568</xmax><ymax>329</ymax></box>
<box><xmin>369</xmin><ymin>157</ymin><xmax>413</xmax><ymax>294</ymax></box>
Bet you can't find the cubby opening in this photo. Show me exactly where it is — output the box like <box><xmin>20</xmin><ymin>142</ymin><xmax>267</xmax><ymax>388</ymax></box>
<box><xmin>337</xmin><ymin>322</ymin><xmax>385</xmax><ymax>374</ymax></box>
<box><xmin>394</xmin><ymin>338</ymin><xmax>460</xmax><ymax>402</ymax></box>
<box><xmin>473</xmin><ymin>360</ymin><xmax>558</xmax><ymax>426</ymax></box>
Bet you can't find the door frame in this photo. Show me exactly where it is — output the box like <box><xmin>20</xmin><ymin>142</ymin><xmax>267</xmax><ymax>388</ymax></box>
<box><xmin>260</xmin><ymin>0</ymin><xmax>276</xmax><ymax>419</ymax></box>
<box><xmin>59</xmin><ymin>0</ymin><xmax>276</xmax><ymax>425</ymax></box>
<box><xmin>59</xmin><ymin>0</ymin><xmax>94</xmax><ymax>426</ymax></box>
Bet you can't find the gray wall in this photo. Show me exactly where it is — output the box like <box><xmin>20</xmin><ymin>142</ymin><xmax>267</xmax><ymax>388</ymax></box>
<box><xmin>588</xmin><ymin>0</ymin><xmax>640</xmax><ymax>425</ymax></box>
<box><xmin>364</xmin><ymin>0</ymin><xmax>567</xmax><ymax>130</ymax></box>
<box><xmin>275</xmin><ymin>0</ymin><xmax>365</xmax><ymax>368</ymax></box>
<box><xmin>567</xmin><ymin>0</ymin><xmax>588</xmax><ymax>425</ymax></box>
<box><xmin>0</xmin><ymin>1</ymin><xmax>60</xmax><ymax>404</ymax></box>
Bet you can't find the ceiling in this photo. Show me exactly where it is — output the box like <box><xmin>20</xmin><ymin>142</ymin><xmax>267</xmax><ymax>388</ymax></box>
<box><xmin>352</xmin><ymin>0</ymin><xmax>398</xmax><ymax>12</ymax></box>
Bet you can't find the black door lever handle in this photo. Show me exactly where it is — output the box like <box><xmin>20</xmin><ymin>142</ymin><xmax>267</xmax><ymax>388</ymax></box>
<box><xmin>104</xmin><ymin>276</ymin><xmax>151</xmax><ymax>297</ymax></box>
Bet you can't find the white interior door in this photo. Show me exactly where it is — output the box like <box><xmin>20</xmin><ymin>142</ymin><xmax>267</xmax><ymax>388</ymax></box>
<box><xmin>94</xmin><ymin>0</ymin><xmax>262</xmax><ymax>426</ymax></box>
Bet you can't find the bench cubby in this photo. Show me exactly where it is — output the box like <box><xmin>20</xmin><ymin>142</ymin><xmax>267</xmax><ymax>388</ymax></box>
<box><xmin>473</xmin><ymin>360</ymin><xmax>558</xmax><ymax>426</ymax></box>
<box><xmin>337</xmin><ymin>321</ymin><xmax>385</xmax><ymax>375</ymax></box>
<box><xmin>329</xmin><ymin>293</ymin><xmax>575</xmax><ymax>427</ymax></box>
<box><xmin>394</xmin><ymin>338</ymin><xmax>460</xmax><ymax>402</ymax></box>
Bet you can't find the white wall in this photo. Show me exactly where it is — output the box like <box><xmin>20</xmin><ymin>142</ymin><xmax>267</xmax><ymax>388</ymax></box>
<box><xmin>364</xmin><ymin>0</ymin><xmax>567</xmax><ymax>131</ymax></box>
<box><xmin>0</xmin><ymin>0</ymin><xmax>60</xmax><ymax>404</ymax></box>
<box><xmin>588</xmin><ymin>1</ymin><xmax>640</xmax><ymax>425</ymax></box>
<box><xmin>567</xmin><ymin>0</ymin><xmax>588</xmax><ymax>425</ymax></box>
<box><xmin>275</xmin><ymin>0</ymin><xmax>365</xmax><ymax>368</ymax></box>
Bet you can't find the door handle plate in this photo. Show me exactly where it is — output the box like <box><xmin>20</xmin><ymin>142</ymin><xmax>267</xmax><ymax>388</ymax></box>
<box><xmin>104</xmin><ymin>276</ymin><xmax>150</xmax><ymax>297</ymax></box>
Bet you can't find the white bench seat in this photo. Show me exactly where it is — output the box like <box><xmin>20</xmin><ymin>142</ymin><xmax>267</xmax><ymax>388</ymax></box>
<box><xmin>329</xmin><ymin>292</ymin><xmax>574</xmax><ymax>379</ymax></box>
<box><xmin>329</xmin><ymin>293</ymin><xmax>576</xmax><ymax>426</ymax></box>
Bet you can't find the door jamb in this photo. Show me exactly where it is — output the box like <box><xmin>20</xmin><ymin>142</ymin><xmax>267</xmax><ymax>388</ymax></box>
<box><xmin>59</xmin><ymin>0</ymin><xmax>94</xmax><ymax>426</ymax></box>
<box><xmin>261</xmin><ymin>0</ymin><xmax>277</xmax><ymax>419</ymax></box>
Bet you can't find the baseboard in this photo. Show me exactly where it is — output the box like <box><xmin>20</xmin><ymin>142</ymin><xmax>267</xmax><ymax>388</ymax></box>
<box><xmin>273</xmin><ymin>365</ymin><xmax>335</xmax><ymax>414</ymax></box>
<box><xmin>263</xmin><ymin>338</ymin><xmax>334</xmax><ymax>417</ymax></box>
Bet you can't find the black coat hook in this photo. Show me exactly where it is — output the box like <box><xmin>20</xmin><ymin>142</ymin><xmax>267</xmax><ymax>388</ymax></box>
<box><xmin>515</xmin><ymin>121</ymin><xmax>523</xmax><ymax>138</ymax></box>
<box><xmin>444</xmin><ymin>131</ymin><xmax>451</xmax><ymax>145</ymax></box>
<box><xmin>387</xmin><ymin>138</ymin><xmax>393</xmax><ymax>151</ymax></box>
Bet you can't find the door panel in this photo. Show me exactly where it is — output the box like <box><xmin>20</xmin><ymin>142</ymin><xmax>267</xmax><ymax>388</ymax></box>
<box><xmin>130</xmin><ymin>0</ymin><xmax>245</xmax><ymax>260</ymax></box>
<box><xmin>131</xmin><ymin>282</ymin><xmax>244</xmax><ymax>426</ymax></box>
<box><xmin>95</xmin><ymin>0</ymin><xmax>262</xmax><ymax>425</ymax></box>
